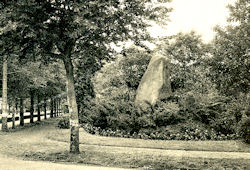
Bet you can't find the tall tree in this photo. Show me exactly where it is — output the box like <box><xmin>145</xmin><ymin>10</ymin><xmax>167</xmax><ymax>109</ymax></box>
<box><xmin>29</xmin><ymin>89</ymin><xmax>34</xmax><ymax>123</ymax></box>
<box><xmin>43</xmin><ymin>98</ymin><xmax>47</xmax><ymax>119</ymax></box>
<box><xmin>37</xmin><ymin>94</ymin><xmax>41</xmax><ymax>121</ymax></box>
<box><xmin>7</xmin><ymin>0</ymin><xmax>171</xmax><ymax>153</ymax></box>
<box><xmin>0</xmin><ymin>0</ymin><xmax>17</xmax><ymax>132</ymax></box>
<box><xmin>158</xmin><ymin>31</ymin><xmax>211</xmax><ymax>93</ymax></box>
<box><xmin>1</xmin><ymin>55</ymin><xmax>8</xmax><ymax>131</ymax></box>
<box><xmin>211</xmin><ymin>0</ymin><xmax>249</xmax><ymax>96</ymax></box>
<box><xmin>19</xmin><ymin>97</ymin><xmax>24</xmax><ymax>126</ymax></box>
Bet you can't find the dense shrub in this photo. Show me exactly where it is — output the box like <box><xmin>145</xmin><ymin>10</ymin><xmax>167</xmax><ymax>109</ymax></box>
<box><xmin>81</xmin><ymin>99</ymin><xmax>154</xmax><ymax>134</ymax></box>
<box><xmin>58</xmin><ymin>117</ymin><xmax>70</xmax><ymax>129</ymax></box>
<box><xmin>82</xmin><ymin>122</ymin><xmax>239</xmax><ymax>141</ymax></box>
<box><xmin>237</xmin><ymin>116</ymin><xmax>250</xmax><ymax>144</ymax></box>
<box><xmin>153</xmin><ymin>101</ymin><xmax>182</xmax><ymax>126</ymax></box>
<box><xmin>79</xmin><ymin>88</ymin><xmax>250</xmax><ymax>141</ymax></box>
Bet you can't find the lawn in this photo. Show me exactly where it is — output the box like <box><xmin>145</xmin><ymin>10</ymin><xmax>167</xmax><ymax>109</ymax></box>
<box><xmin>47</xmin><ymin>127</ymin><xmax>250</xmax><ymax>153</ymax></box>
<box><xmin>0</xmin><ymin>118</ymin><xmax>249</xmax><ymax>170</ymax></box>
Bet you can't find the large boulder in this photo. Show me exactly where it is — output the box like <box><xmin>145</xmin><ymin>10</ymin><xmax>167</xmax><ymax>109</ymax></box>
<box><xmin>135</xmin><ymin>54</ymin><xmax>172</xmax><ymax>106</ymax></box>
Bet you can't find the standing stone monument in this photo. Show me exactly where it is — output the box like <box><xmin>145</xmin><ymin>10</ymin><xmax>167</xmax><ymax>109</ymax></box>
<box><xmin>135</xmin><ymin>53</ymin><xmax>172</xmax><ymax>106</ymax></box>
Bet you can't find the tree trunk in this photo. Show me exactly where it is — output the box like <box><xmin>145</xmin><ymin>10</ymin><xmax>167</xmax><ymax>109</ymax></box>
<box><xmin>63</xmin><ymin>55</ymin><xmax>79</xmax><ymax>154</ymax></box>
<box><xmin>1</xmin><ymin>56</ymin><xmax>8</xmax><ymax>132</ymax></box>
<box><xmin>30</xmin><ymin>90</ymin><xmax>34</xmax><ymax>123</ymax></box>
<box><xmin>14</xmin><ymin>99</ymin><xmax>18</xmax><ymax>129</ymax></box>
<box><xmin>50</xmin><ymin>97</ymin><xmax>53</xmax><ymax>118</ymax></box>
<box><xmin>11</xmin><ymin>105</ymin><xmax>15</xmax><ymax>129</ymax></box>
<box><xmin>37</xmin><ymin>95</ymin><xmax>41</xmax><ymax>121</ymax></box>
<box><xmin>20</xmin><ymin>97</ymin><xmax>24</xmax><ymax>126</ymax></box>
<box><xmin>44</xmin><ymin>98</ymin><xmax>47</xmax><ymax>119</ymax></box>
<box><xmin>56</xmin><ymin>99</ymin><xmax>59</xmax><ymax>116</ymax></box>
<box><xmin>58</xmin><ymin>99</ymin><xmax>61</xmax><ymax>115</ymax></box>
<box><xmin>53</xmin><ymin>98</ymin><xmax>57</xmax><ymax>117</ymax></box>
<box><xmin>55</xmin><ymin>99</ymin><xmax>58</xmax><ymax>117</ymax></box>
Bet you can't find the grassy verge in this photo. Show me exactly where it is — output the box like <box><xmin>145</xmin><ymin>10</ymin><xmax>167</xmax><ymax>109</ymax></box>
<box><xmin>47</xmin><ymin>128</ymin><xmax>250</xmax><ymax>153</ymax></box>
<box><xmin>22</xmin><ymin>150</ymin><xmax>249</xmax><ymax>170</ymax></box>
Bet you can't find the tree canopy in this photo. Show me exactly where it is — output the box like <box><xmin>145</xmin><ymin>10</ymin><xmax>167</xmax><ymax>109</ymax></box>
<box><xmin>211</xmin><ymin>0</ymin><xmax>249</xmax><ymax>96</ymax></box>
<box><xmin>1</xmin><ymin>0</ymin><xmax>173</xmax><ymax>153</ymax></box>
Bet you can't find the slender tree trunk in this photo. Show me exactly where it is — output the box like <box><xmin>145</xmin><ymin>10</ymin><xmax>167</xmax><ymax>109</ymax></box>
<box><xmin>11</xmin><ymin>105</ymin><xmax>15</xmax><ymax>129</ymax></box>
<box><xmin>58</xmin><ymin>99</ymin><xmax>61</xmax><ymax>115</ymax></box>
<box><xmin>56</xmin><ymin>99</ymin><xmax>59</xmax><ymax>116</ymax></box>
<box><xmin>50</xmin><ymin>97</ymin><xmax>53</xmax><ymax>118</ymax></box>
<box><xmin>63</xmin><ymin>55</ymin><xmax>79</xmax><ymax>154</ymax></box>
<box><xmin>56</xmin><ymin>99</ymin><xmax>58</xmax><ymax>117</ymax></box>
<box><xmin>44</xmin><ymin>98</ymin><xmax>47</xmax><ymax>119</ymax></box>
<box><xmin>1</xmin><ymin>56</ymin><xmax>8</xmax><ymax>131</ymax></box>
<box><xmin>37</xmin><ymin>95</ymin><xmax>41</xmax><ymax>121</ymax></box>
<box><xmin>20</xmin><ymin>97</ymin><xmax>24</xmax><ymax>126</ymax></box>
<box><xmin>30</xmin><ymin>90</ymin><xmax>34</xmax><ymax>123</ymax></box>
<box><xmin>12</xmin><ymin>98</ymin><xmax>18</xmax><ymax>129</ymax></box>
<box><xmin>53</xmin><ymin>98</ymin><xmax>57</xmax><ymax>117</ymax></box>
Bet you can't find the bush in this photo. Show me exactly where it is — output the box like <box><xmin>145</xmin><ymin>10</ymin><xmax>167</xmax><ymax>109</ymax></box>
<box><xmin>237</xmin><ymin>116</ymin><xmax>250</xmax><ymax>144</ymax></box>
<box><xmin>58</xmin><ymin>117</ymin><xmax>70</xmax><ymax>129</ymax></box>
<box><xmin>80</xmin><ymin>91</ymin><xmax>247</xmax><ymax>141</ymax></box>
<box><xmin>153</xmin><ymin>101</ymin><xmax>182</xmax><ymax>126</ymax></box>
<box><xmin>82</xmin><ymin>122</ymin><xmax>239</xmax><ymax>141</ymax></box>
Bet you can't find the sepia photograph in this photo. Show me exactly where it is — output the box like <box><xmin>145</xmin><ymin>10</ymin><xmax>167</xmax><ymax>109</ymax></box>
<box><xmin>0</xmin><ymin>0</ymin><xmax>249</xmax><ymax>169</ymax></box>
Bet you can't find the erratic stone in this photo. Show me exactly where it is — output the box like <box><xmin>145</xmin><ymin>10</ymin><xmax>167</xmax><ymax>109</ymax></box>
<box><xmin>135</xmin><ymin>54</ymin><xmax>172</xmax><ymax>106</ymax></box>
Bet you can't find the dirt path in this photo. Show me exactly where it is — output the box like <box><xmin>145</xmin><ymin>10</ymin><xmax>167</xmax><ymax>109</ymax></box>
<box><xmin>0</xmin><ymin>156</ymin><xmax>132</xmax><ymax>170</ymax></box>
<box><xmin>0</xmin><ymin>120</ymin><xmax>132</xmax><ymax>170</ymax></box>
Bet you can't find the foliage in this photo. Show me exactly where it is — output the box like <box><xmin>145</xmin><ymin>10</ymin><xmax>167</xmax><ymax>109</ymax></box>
<box><xmin>84</xmin><ymin>29</ymin><xmax>248</xmax><ymax>141</ymax></box>
<box><xmin>80</xmin><ymin>99</ymin><xmax>153</xmax><ymax>134</ymax></box>
<box><xmin>82</xmin><ymin>122</ymin><xmax>239</xmax><ymax>141</ymax></box>
<box><xmin>92</xmin><ymin>47</ymin><xmax>151</xmax><ymax>101</ymax></box>
<box><xmin>1</xmin><ymin>0</ymin><xmax>172</xmax><ymax>64</ymax></box>
<box><xmin>210</xmin><ymin>0</ymin><xmax>249</xmax><ymax>96</ymax></box>
<box><xmin>153</xmin><ymin>101</ymin><xmax>181</xmax><ymax>126</ymax></box>
<box><xmin>1</xmin><ymin>0</ymin><xmax>172</xmax><ymax>151</ymax></box>
<box><xmin>237</xmin><ymin>116</ymin><xmax>250</xmax><ymax>144</ymax></box>
<box><xmin>58</xmin><ymin>117</ymin><xmax>70</xmax><ymax>129</ymax></box>
<box><xmin>81</xmin><ymin>90</ymin><xmax>245</xmax><ymax>140</ymax></box>
<box><xmin>158</xmin><ymin>31</ymin><xmax>211</xmax><ymax>93</ymax></box>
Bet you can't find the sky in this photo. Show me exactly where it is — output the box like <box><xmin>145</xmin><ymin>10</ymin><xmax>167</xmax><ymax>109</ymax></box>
<box><xmin>148</xmin><ymin>0</ymin><xmax>237</xmax><ymax>42</ymax></box>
